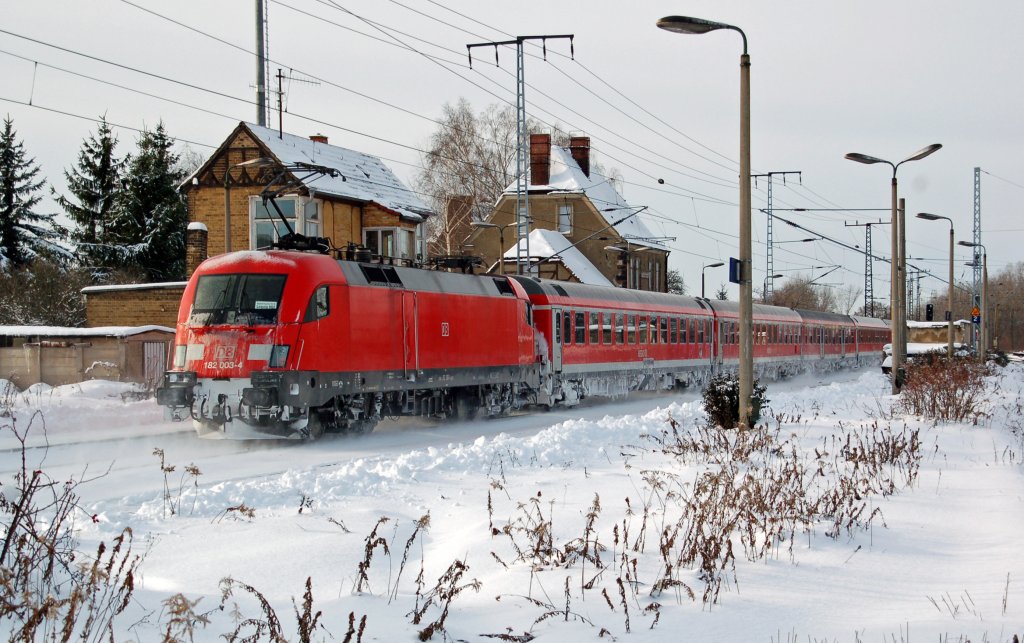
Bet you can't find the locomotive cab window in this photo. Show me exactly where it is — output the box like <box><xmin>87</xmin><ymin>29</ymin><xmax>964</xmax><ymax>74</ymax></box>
<box><xmin>304</xmin><ymin>286</ymin><xmax>330</xmax><ymax>322</ymax></box>
<box><xmin>191</xmin><ymin>273</ymin><xmax>287</xmax><ymax>326</ymax></box>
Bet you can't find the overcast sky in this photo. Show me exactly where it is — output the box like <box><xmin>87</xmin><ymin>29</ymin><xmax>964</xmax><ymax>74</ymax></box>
<box><xmin>4</xmin><ymin>0</ymin><xmax>1023</xmax><ymax>309</ymax></box>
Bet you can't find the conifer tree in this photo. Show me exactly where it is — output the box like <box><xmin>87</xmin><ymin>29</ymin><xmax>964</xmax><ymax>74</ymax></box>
<box><xmin>109</xmin><ymin>121</ymin><xmax>187</xmax><ymax>282</ymax></box>
<box><xmin>54</xmin><ymin>116</ymin><xmax>125</xmax><ymax>270</ymax></box>
<box><xmin>0</xmin><ymin>116</ymin><xmax>66</xmax><ymax>269</ymax></box>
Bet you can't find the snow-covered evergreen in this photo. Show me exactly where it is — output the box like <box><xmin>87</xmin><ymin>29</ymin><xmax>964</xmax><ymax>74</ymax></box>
<box><xmin>107</xmin><ymin>121</ymin><xmax>188</xmax><ymax>282</ymax></box>
<box><xmin>0</xmin><ymin>117</ymin><xmax>67</xmax><ymax>269</ymax></box>
<box><xmin>54</xmin><ymin>116</ymin><xmax>126</xmax><ymax>271</ymax></box>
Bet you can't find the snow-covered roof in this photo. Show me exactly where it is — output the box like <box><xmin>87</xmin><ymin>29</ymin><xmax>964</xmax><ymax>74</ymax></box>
<box><xmin>0</xmin><ymin>325</ymin><xmax>174</xmax><ymax>338</ymax></box>
<box><xmin>502</xmin><ymin>229</ymin><xmax>613</xmax><ymax>287</ymax></box>
<box><xmin>81</xmin><ymin>281</ymin><xmax>187</xmax><ymax>294</ymax></box>
<box><xmin>907</xmin><ymin>319</ymin><xmax>971</xmax><ymax>328</ymax></box>
<box><xmin>506</xmin><ymin>146</ymin><xmax>666</xmax><ymax>251</ymax></box>
<box><xmin>244</xmin><ymin>123</ymin><xmax>434</xmax><ymax>223</ymax></box>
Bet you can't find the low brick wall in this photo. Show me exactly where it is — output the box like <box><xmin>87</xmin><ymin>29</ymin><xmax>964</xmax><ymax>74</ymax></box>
<box><xmin>83</xmin><ymin>283</ymin><xmax>186</xmax><ymax>328</ymax></box>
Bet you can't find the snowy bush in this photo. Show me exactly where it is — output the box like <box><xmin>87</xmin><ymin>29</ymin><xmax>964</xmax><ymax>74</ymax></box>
<box><xmin>701</xmin><ymin>373</ymin><xmax>768</xmax><ymax>428</ymax></box>
<box><xmin>897</xmin><ymin>356</ymin><xmax>991</xmax><ymax>422</ymax></box>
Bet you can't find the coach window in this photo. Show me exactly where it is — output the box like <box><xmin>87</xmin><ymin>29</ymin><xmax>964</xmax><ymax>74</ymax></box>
<box><xmin>563</xmin><ymin>311</ymin><xmax>572</xmax><ymax>346</ymax></box>
<box><xmin>591</xmin><ymin>312</ymin><xmax>600</xmax><ymax>344</ymax></box>
<box><xmin>602</xmin><ymin>313</ymin><xmax>612</xmax><ymax>344</ymax></box>
<box><xmin>627</xmin><ymin>314</ymin><xmax>636</xmax><ymax>344</ymax></box>
<box><xmin>615</xmin><ymin>313</ymin><xmax>625</xmax><ymax>344</ymax></box>
<box><xmin>639</xmin><ymin>316</ymin><xmax>648</xmax><ymax>344</ymax></box>
<box><xmin>555</xmin><ymin>311</ymin><xmax>562</xmax><ymax>344</ymax></box>
<box><xmin>669</xmin><ymin>317</ymin><xmax>677</xmax><ymax>344</ymax></box>
<box><xmin>679</xmin><ymin>317</ymin><xmax>687</xmax><ymax>344</ymax></box>
<box><xmin>660</xmin><ymin>317</ymin><xmax>668</xmax><ymax>343</ymax></box>
<box><xmin>575</xmin><ymin>312</ymin><xmax>586</xmax><ymax>344</ymax></box>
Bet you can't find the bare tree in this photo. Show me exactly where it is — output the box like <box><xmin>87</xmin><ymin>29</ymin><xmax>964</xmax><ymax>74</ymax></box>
<box><xmin>417</xmin><ymin>100</ymin><xmax>517</xmax><ymax>256</ymax></box>
<box><xmin>416</xmin><ymin>99</ymin><xmax>600</xmax><ymax>257</ymax></box>
<box><xmin>768</xmin><ymin>275</ymin><xmax>838</xmax><ymax>312</ymax></box>
<box><xmin>667</xmin><ymin>268</ymin><xmax>687</xmax><ymax>295</ymax></box>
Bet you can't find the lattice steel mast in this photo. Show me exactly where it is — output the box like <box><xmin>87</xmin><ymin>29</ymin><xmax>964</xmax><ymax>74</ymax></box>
<box><xmin>467</xmin><ymin>36</ymin><xmax>574</xmax><ymax>275</ymax></box>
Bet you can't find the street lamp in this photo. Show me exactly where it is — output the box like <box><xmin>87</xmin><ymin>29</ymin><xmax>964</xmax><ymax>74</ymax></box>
<box><xmin>960</xmin><ymin>240</ymin><xmax>988</xmax><ymax>360</ymax></box>
<box><xmin>916</xmin><ymin>213</ymin><xmax>955</xmax><ymax>358</ymax></box>
<box><xmin>470</xmin><ymin>221</ymin><xmax>518</xmax><ymax>275</ymax></box>
<box><xmin>845</xmin><ymin>143</ymin><xmax>942</xmax><ymax>392</ymax></box>
<box><xmin>762</xmin><ymin>273</ymin><xmax>783</xmax><ymax>303</ymax></box>
<box><xmin>701</xmin><ymin>261</ymin><xmax>725</xmax><ymax>298</ymax></box>
<box><xmin>658</xmin><ymin>14</ymin><xmax>754</xmax><ymax>427</ymax></box>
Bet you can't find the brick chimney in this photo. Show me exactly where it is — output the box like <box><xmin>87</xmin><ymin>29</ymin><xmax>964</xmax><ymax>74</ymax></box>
<box><xmin>309</xmin><ymin>133</ymin><xmax>328</xmax><ymax>144</ymax></box>
<box><xmin>529</xmin><ymin>133</ymin><xmax>551</xmax><ymax>185</ymax></box>
<box><xmin>186</xmin><ymin>221</ymin><xmax>208</xmax><ymax>275</ymax></box>
<box><xmin>570</xmin><ymin>136</ymin><xmax>591</xmax><ymax>178</ymax></box>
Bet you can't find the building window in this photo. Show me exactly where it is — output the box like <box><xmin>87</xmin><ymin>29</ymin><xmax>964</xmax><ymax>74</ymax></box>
<box><xmin>558</xmin><ymin>204</ymin><xmax>572</xmax><ymax>234</ymax></box>
<box><xmin>365</xmin><ymin>227</ymin><xmax>421</xmax><ymax>260</ymax></box>
<box><xmin>250</xmin><ymin>197</ymin><xmax>320</xmax><ymax>249</ymax></box>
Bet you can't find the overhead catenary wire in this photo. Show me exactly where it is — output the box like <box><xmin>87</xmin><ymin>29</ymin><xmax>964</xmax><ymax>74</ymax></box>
<box><xmin>6</xmin><ymin>2</ymin><xmax>881</xmax><ymax>290</ymax></box>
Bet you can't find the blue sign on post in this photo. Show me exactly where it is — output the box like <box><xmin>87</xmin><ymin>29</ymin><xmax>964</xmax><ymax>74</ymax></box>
<box><xmin>972</xmin><ymin>315</ymin><xmax>981</xmax><ymax>325</ymax></box>
<box><xmin>729</xmin><ymin>257</ymin><xmax>741</xmax><ymax>284</ymax></box>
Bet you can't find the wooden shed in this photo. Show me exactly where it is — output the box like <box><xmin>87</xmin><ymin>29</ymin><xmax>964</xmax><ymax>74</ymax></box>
<box><xmin>0</xmin><ymin>326</ymin><xmax>174</xmax><ymax>390</ymax></box>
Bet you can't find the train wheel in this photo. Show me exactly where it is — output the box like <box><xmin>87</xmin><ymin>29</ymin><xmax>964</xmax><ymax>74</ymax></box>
<box><xmin>454</xmin><ymin>389</ymin><xmax>481</xmax><ymax>421</ymax></box>
<box><xmin>347</xmin><ymin>418</ymin><xmax>377</xmax><ymax>435</ymax></box>
<box><xmin>304</xmin><ymin>412</ymin><xmax>326</xmax><ymax>441</ymax></box>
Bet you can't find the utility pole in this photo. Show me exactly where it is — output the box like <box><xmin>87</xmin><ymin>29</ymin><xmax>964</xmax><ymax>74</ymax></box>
<box><xmin>844</xmin><ymin>220</ymin><xmax>889</xmax><ymax>317</ymax></box>
<box><xmin>752</xmin><ymin>170</ymin><xmax>800</xmax><ymax>301</ymax></box>
<box><xmin>468</xmin><ymin>35</ymin><xmax>574</xmax><ymax>275</ymax></box>
<box><xmin>272</xmin><ymin>68</ymin><xmax>319</xmax><ymax>138</ymax></box>
<box><xmin>971</xmin><ymin>167</ymin><xmax>983</xmax><ymax>352</ymax></box>
<box><xmin>255</xmin><ymin>0</ymin><xmax>268</xmax><ymax>126</ymax></box>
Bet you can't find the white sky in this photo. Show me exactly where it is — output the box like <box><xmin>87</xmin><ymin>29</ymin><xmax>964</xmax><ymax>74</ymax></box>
<box><xmin>4</xmin><ymin>0</ymin><xmax>1023</xmax><ymax>306</ymax></box>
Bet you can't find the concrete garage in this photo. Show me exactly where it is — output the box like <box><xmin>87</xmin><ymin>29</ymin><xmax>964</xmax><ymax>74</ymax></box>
<box><xmin>0</xmin><ymin>326</ymin><xmax>174</xmax><ymax>390</ymax></box>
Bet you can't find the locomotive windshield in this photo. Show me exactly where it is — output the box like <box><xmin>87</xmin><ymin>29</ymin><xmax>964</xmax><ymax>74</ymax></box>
<box><xmin>190</xmin><ymin>273</ymin><xmax>287</xmax><ymax>326</ymax></box>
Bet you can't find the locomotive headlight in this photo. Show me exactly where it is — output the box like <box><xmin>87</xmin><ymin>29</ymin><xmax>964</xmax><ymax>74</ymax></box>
<box><xmin>164</xmin><ymin>371</ymin><xmax>196</xmax><ymax>385</ymax></box>
<box><xmin>268</xmin><ymin>344</ymin><xmax>290</xmax><ymax>368</ymax></box>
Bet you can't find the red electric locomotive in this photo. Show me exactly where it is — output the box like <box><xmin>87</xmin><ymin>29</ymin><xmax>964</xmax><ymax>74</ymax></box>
<box><xmin>156</xmin><ymin>250</ymin><xmax>539</xmax><ymax>438</ymax></box>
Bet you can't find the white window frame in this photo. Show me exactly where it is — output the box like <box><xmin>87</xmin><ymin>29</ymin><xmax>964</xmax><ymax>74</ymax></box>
<box><xmin>249</xmin><ymin>196</ymin><xmax>322</xmax><ymax>249</ymax></box>
<box><xmin>557</xmin><ymin>204</ymin><xmax>573</xmax><ymax>234</ymax></box>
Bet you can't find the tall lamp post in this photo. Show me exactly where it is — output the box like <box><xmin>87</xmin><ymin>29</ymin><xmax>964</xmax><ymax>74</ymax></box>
<box><xmin>762</xmin><ymin>273</ymin><xmax>783</xmax><ymax>302</ymax></box>
<box><xmin>916</xmin><ymin>213</ymin><xmax>955</xmax><ymax>358</ymax></box>
<box><xmin>844</xmin><ymin>144</ymin><xmax>942</xmax><ymax>392</ymax></box>
<box><xmin>701</xmin><ymin>261</ymin><xmax>725</xmax><ymax>298</ymax></box>
<box><xmin>960</xmin><ymin>240</ymin><xmax>988</xmax><ymax>360</ymax></box>
<box><xmin>658</xmin><ymin>15</ymin><xmax>754</xmax><ymax>427</ymax></box>
<box><xmin>470</xmin><ymin>221</ymin><xmax>518</xmax><ymax>275</ymax></box>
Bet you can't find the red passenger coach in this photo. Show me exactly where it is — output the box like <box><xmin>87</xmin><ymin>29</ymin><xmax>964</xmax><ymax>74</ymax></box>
<box><xmin>508</xmin><ymin>277</ymin><xmax>717</xmax><ymax>403</ymax></box>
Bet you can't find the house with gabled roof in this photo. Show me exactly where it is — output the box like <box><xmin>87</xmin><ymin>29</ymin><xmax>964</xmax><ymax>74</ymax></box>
<box><xmin>466</xmin><ymin>134</ymin><xmax>669</xmax><ymax>291</ymax></box>
<box><xmin>181</xmin><ymin>122</ymin><xmax>434</xmax><ymax>266</ymax></box>
<box><xmin>83</xmin><ymin>122</ymin><xmax>433</xmax><ymax>328</ymax></box>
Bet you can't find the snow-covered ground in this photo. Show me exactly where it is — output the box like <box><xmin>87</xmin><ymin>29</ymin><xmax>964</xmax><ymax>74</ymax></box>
<box><xmin>2</xmin><ymin>366</ymin><xmax>1023</xmax><ymax>641</ymax></box>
